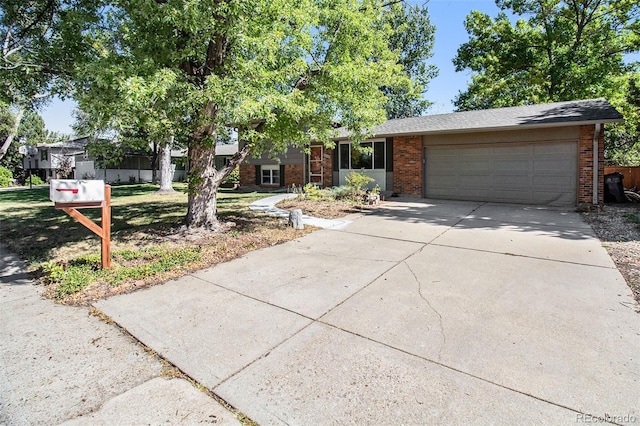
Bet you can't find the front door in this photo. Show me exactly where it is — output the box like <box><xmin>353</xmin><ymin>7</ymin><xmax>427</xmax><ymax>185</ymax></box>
<box><xmin>308</xmin><ymin>145</ymin><xmax>323</xmax><ymax>185</ymax></box>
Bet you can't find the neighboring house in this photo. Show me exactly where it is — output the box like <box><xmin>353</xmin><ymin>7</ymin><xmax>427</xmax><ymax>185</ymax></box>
<box><xmin>239</xmin><ymin>98</ymin><xmax>622</xmax><ymax>207</ymax></box>
<box><xmin>74</xmin><ymin>142</ymin><xmax>238</xmax><ymax>183</ymax></box>
<box><xmin>75</xmin><ymin>146</ymin><xmax>187</xmax><ymax>183</ymax></box>
<box><xmin>24</xmin><ymin>138</ymin><xmax>240</xmax><ymax>184</ymax></box>
<box><xmin>215</xmin><ymin>143</ymin><xmax>239</xmax><ymax>170</ymax></box>
<box><xmin>23</xmin><ymin>137</ymin><xmax>90</xmax><ymax>181</ymax></box>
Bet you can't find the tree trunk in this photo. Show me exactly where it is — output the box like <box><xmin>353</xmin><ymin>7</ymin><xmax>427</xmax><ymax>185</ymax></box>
<box><xmin>186</xmin><ymin>140</ymin><xmax>220</xmax><ymax>228</ymax></box>
<box><xmin>186</xmin><ymin>139</ymin><xmax>251</xmax><ymax>229</ymax></box>
<box><xmin>185</xmin><ymin>100</ymin><xmax>252</xmax><ymax>229</ymax></box>
<box><xmin>0</xmin><ymin>107</ymin><xmax>25</xmax><ymax>161</ymax></box>
<box><xmin>151</xmin><ymin>141</ymin><xmax>158</xmax><ymax>183</ymax></box>
<box><xmin>157</xmin><ymin>138</ymin><xmax>175</xmax><ymax>194</ymax></box>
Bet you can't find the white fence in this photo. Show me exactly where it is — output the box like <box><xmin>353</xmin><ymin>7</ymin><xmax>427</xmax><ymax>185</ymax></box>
<box><xmin>75</xmin><ymin>161</ymin><xmax>186</xmax><ymax>183</ymax></box>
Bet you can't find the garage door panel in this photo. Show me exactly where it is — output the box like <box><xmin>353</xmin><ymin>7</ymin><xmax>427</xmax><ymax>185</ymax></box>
<box><xmin>534</xmin><ymin>158</ymin><xmax>574</xmax><ymax>170</ymax></box>
<box><xmin>533</xmin><ymin>175</ymin><xmax>573</xmax><ymax>187</ymax></box>
<box><xmin>534</xmin><ymin>143</ymin><xmax>574</xmax><ymax>155</ymax></box>
<box><xmin>494</xmin><ymin>159</ymin><xmax>531</xmax><ymax>171</ymax></box>
<box><xmin>425</xmin><ymin>142</ymin><xmax>577</xmax><ymax>206</ymax></box>
<box><xmin>459</xmin><ymin>176</ymin><xmax>494</xmax><ymax>187</ymax></box>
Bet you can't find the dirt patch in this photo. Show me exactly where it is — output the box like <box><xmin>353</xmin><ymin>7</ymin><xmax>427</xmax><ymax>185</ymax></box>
<box><xmin>581</xmin><ymin>204</ymin><xmax>640</xmax><ymax>305</ymax></box>
<box><xmin>276</xmin><ymin>198</ymin><xmax>377</xmax><ymax>219</ymax></box>
<box><xmin>44</xmin><ymin>214</ymin><xmax>314</xmax><ymax>306</ymax></box>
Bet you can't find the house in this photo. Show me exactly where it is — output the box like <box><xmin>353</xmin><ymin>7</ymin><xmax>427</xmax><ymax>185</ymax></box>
<box><xmin>72</xmin><ymin>141</ymin><xmax>238</xmax><ymax>184</ymax></box>
<box><xmin>239</xmin><ymin>98</ymin><xmax>623</xmax><ymax>207</ymax></box>
<box><xmin>23</xmin><ymin>137</ymin><xmax>91</xmax><ymax>181</ymax></box>
<box><xmin>74</xmin><ymin>144</ymin><xmax>188</xmax><ymax>183</ymax></box>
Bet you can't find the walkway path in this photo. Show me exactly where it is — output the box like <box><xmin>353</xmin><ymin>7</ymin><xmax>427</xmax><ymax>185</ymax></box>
<box><xmin>249</xmin><ymin>193</ymin><xmax>352</xmax><ymax>229</ymax></box>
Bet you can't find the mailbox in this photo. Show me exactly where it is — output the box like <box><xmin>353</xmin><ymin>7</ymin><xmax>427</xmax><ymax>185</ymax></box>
<box><xmin>50</xmin><ymin>179</ymin><xmax>105</xmax><ymax>203</ymax></box>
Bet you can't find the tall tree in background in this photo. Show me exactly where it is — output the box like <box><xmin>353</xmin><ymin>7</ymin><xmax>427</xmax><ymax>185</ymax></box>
<box><xmin>453</xmin><ymin>0</ymin><xmax>640</xmax><ymax>111</ymax></box>
<box><xmin>0</xmin><ymin>0</ymin><xmax>98</xmax><ymax>159</ymax></box>
<box><xmin>76</xmin><ymin>0</ymin><xmax>415</xmax><ymax>229</ymax></box>
<box><xmin>383</xmin><ymin>2</ymin><xmax>438</xmax><ymax>119</ymax></box>
<box><xmin>605</xmin><ymin>73</ymin><xmax>640</xmax><ymax>164</ymax></box>
<box><xmin>0</xmin><ymin>107</ymin><xmax>47</xmax><ymax>179</ymax></box>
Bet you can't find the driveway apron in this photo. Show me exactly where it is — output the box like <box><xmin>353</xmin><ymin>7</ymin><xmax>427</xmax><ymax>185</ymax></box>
<box><xmin>95</xmin><ymin>199</ymin><xmax>640</xmax><ymax>425</ymax></box>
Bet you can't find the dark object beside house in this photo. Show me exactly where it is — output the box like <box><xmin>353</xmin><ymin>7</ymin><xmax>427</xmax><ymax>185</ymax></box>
<box><xmin>604</xmin><ymin>172</ymin><xmax>626</xmax><ymax>203</ymax></box>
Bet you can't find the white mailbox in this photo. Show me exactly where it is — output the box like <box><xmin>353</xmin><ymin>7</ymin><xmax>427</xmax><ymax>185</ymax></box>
<box><xmin>50</xmin><ymin>180</ymin><xmax>105</xmax><ymax>203</ymax></box>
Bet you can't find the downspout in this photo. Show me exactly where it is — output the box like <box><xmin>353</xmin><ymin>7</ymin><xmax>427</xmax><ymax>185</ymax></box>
<box><xmin>592</xmin><ymin>123</ymin><xmax>601</xmax><ymax>205</ymax></box>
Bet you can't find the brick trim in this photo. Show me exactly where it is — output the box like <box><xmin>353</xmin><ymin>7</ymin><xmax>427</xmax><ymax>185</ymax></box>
<box><xmin>578</xmin><ymin>124</ymin><xmax>604</xmax><ymax>205</ymax></box>
<box><xmin>392</xmin><ymin>135</ymin><xmax>423</xmax><ymax>196</ymax></box>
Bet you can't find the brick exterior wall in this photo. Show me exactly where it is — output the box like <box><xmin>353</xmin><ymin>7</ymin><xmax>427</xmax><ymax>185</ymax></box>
<box><xmin>393</xmin><ymin>135</ymin><xmax>423</xmax><ymax>196</ymax></box>
<box><xmin>239</xmin><ymin>164</ymin><xmax>255</xmax><ymax>187</ymax></box>
<box><xmin>322</xmin><ymin>148</ymin><xmax>333</xmax><ymax>187</ymax></box>
<box><xmin>284</xmin><ymin>164</ymin><xmax>304</xmax><ymax>187</ymax></box>
<box><xmin>578</xmin><ymin>124</ymin><xmax>605</xmax><ymax>205</ymax></box>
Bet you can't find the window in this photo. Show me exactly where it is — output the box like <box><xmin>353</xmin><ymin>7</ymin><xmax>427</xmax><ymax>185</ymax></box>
<box><xmin>41</xmin><ymin>150</ymin><xmax>48</xmax><ymax>161</ymax></box>
<box><xmin>339</xmin><ymin>141</ymin><xmax>385</xmax><ymax>170</ymax></box>
<box><xmin>261</xmin><ymin>165</ymin><xmax>280</xmax><ymax>185</ymax></box>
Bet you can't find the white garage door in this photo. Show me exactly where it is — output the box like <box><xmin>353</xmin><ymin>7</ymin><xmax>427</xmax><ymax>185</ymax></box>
<box><xmin>425</xmin><ymin>142</ymin><xmax>577</xmax><ymax>206</ymax></box>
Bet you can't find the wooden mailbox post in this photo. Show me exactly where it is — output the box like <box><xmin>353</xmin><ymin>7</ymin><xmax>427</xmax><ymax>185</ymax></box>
<box><xmin>50</xmin><ymin>180</ymin><xmax>111</xmax><ymax>269</ymax></box>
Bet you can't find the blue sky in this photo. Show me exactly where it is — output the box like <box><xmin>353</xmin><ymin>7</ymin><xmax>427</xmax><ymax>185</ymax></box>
<box><xmin>40</xmin><ymin>0</ymin><xmax>503</xmax><ymax>135</ymax></box>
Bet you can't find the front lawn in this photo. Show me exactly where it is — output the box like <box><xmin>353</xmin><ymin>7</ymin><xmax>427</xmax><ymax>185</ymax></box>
<box><xmin>0</xmin><ymin>184</ymin><xmax>312</xmax><ymax>304</ymax></box>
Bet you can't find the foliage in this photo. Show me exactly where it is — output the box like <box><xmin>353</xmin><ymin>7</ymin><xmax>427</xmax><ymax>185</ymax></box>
<box><xmin>0</xmin><ymin>107</ymin><xmax>46</xmax><ymax>177</ymax></box>
<box><xmin>0</xmin><ymin>0</ymin><xmax>98</xmax><ymax>161</ymax></box>
<box><xmin>345</xmin><ymin>169</ymin><xmax>375</xmax><ymax>195</ymax></box>
<box><xmin>606</xmin><ymin>74</ymin><xmax>640</xmax><ymax>165</ymax></box>
<box><xmin>303</xmin><ymin>183</ymin><xmax>326</xmax><ymax>201</ymax></box>
<box><xmin>86</xmin><ymin>138</ymin><xmax>126</xmax><ymax>169</ymax></box>
<box><xmin>327</xmin><ymin>185</ymin><xmax>354</xmax><ymax>200</ymax></box>
<box><xmin>383</xmin><ymin>2</ymin><xmax>438</xmax><ymax>119</ymax></box>
<box><xmin>0</xmin><ymin>0</ymin><xmax>98</xmax><ymax>107</ymax></box>
<box><xmin>28</xmin><ymin>174</ymin><xmax>44</xmax><ymax>185</ymax></box>
<box><xmin>0</xmin><ymin>165</ymin><xmax>12</xmax><ymax>187</ymax></box>
<box><xmin>453</xmin><ymin>0</ymin><xmax>640</xmax><ymax>111</ymax></box>
<box><xmin>74</xmin><ymin>0</ymin><xmax>415</xmax><ymax>228</ymax></box>
<box><xmin>224</xmin><ymin>167</ymin><xmax>240</xmax><ymax>185</ymax></box>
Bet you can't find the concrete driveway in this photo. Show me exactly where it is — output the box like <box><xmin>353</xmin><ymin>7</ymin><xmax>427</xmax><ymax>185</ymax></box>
<box><xmin>96</xmin><ymin>199</ymin><xmax>640</xmax><ymax>425</ymax></box>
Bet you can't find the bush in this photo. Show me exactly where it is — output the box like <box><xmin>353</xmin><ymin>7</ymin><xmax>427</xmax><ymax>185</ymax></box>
<box><xmin>303</xmin><ymin>183</ymin><xmax>325</xmax><ymax>200</ymax></box>
<box><xmin>0</xmin><ymin>166</ymin><xmax>12</xmax><ymax>187</ymax></box>
<box><xmin>327</xmin><ymin>185</ymin><xmax>353</xmax><ymax>200</ymax></box>
<box><xmin>225</xmin><ymin>167</ymin><xmax>240</xmax><ymax>185</ymax></box>
<box><xmin>345</xmin><ymin>170</ymin><xmax>374</xmax><ymax>195</ymax></box>
<box><xmin>28</xmin><ymin>174</ymin><xmax>45</xmax><ymax>185</ymax></box>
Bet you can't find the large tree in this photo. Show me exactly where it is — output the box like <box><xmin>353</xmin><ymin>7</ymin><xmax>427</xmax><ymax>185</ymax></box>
<box><xmin>0</xmin><ymin>0</ymin><xmax>98</xmax><ymax>160</ymax></box>
<box><xmin>383</xmin><ymin>2</ymin><xmax>438</xmax><ymax>119</ymax></box>
<box><xmin>453</xmin><ymin>0</ymin><xmax>640</xmax><ymax>111</ymax></box>
<box><xmin>0</xmin><ymin>106</ymin><xmax>47</xmax><ymax>179</ymax></box>
<box><xmin>76</xmin><ymin>0</ymin><xmax>416</xmax><ymax>229</ymax></box>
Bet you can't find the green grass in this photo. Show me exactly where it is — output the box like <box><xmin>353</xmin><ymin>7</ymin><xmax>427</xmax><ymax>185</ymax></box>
<box><xmin>42</xmin><ymin>246</ymin><xmax>203</xmax><ymax>298</ymax></box>
<box><xmin>0</xmin><ymin>183</ymin><xmax>273</xmax><ymax>265</ymax></box>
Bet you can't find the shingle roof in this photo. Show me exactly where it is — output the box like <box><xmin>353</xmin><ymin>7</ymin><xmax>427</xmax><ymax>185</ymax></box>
<box><xmin>336</xmin><ymin>98</ymin><xmax>623</xmax><ymax>139</ymax></box>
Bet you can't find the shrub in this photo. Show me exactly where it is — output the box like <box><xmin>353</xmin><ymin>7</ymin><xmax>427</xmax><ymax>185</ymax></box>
<box><xmin>303</xmin><ymin>183</ymin><xmax>324</xmax><ymax>200</ymax></box>
<box><xmin>0</xmin><ymin>166</ymin><xmax>12</xmax><ymax>187</ymax></box>
<box><xmin>28</xmin><ymin>174</ymin><xmax>45</xmax><ymax>185</ymax></box>
<box><xmin>327</xmin><ymin>185</ymin><xmax>353</xmax><ymax>200</ymax></box>
<box><xmin>345</xmin><ymin>170</ymin><xmax>374</xmax><ymax>195</ymax></box>
<box><xmin>225</xmin><ymin>167</ymin><xmax>240</xmax><ymax>185</ymax></box>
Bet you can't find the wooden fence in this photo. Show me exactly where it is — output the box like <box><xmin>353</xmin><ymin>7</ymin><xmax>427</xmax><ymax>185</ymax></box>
<box><xmin>604</xmin><ymin>166</ymin><xmax>640</xmax><ymax>189</ymax></box>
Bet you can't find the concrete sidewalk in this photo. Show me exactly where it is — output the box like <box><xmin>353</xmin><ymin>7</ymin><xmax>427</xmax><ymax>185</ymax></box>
<box><xmin>0</xmin><ymin>244</ymin><xmax>239</xmax><ymax>425</ymax></box>
<box><xmin>94</xmin><ymin>200</ymin><xmax>640</xmax><ymax>425</ymax></box>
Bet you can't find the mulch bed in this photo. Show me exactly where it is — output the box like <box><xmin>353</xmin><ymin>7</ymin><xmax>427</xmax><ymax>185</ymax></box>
<box><xmin>581</xmin><ymin>204</ymin><xmax>640</xmax><ymax>306</ymax></box>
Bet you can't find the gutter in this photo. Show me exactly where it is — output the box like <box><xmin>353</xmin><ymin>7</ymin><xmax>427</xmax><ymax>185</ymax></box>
<box><xmin>593</xmin><ymin>123</ymin><xmax>601</xmax><ymax>205</ymax></box>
